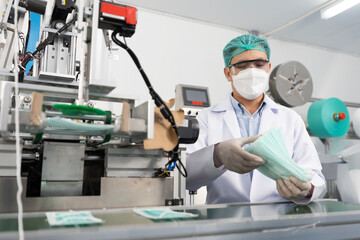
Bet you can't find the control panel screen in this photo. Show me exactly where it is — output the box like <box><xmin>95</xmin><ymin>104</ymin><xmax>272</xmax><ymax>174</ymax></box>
<box><xmin>182</xmin><ymin>87</ymin><xmax>210</xmax><ymax>107</ymax></box>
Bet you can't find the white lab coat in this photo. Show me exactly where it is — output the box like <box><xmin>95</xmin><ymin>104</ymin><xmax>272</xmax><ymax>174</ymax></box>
<box><xmin>186</xmin><ymin>94</ymin><xmax>326</xmax><ymax>204</ymax></box>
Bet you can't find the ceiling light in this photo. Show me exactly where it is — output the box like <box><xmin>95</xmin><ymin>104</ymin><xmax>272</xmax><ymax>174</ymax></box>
<box><xmin>321</xmin><ymin>0</ymin><xmax>360</xmax><ymax>19</ymax></box>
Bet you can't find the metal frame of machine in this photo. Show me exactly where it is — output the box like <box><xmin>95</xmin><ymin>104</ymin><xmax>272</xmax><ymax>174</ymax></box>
<box><xmin>0</xmin><ymin>0</ymin><xmax>194</xmax><ymax>214</ymax></box>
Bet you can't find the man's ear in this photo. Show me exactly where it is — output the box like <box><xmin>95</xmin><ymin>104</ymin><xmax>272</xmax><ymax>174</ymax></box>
<box><xmin>266</xmin><ymin>62</ymin><xmax>272</xmax><ymax>73</ymax></box>
<box><xmin>224</xmin><ymin>67</ymin><xmax>232</xmax><ymax>82</ymax></box>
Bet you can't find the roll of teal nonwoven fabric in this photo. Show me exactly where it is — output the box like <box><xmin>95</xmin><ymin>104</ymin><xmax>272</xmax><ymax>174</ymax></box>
<box><xmin>307</xmin><ymin>98</ymin><xmax>350</xmax><ymax>138</ymax></box>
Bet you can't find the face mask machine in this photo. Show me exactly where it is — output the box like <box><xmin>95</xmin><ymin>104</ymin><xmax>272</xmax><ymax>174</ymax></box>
<box><xmin>0</xmin><ymin>0</ymin><xmax>199</xmax><ymax>213</ymax></box>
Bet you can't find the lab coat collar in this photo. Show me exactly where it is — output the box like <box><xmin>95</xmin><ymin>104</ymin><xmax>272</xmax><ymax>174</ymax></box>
<box><xmin>258</xmin><ymin>94</ymin><xmax>278</xmax><ymax>134</ymax></box>
<box><xmin>263</xmin><ymin>94</ymin><xmax>280</xmax><ymax>112</ymax></box>
<box><xmin>210</xmin><ymin>94</ymin><xmax>234</xmax><ymax>112</ymax></box>
<box><xmin>210</xmin><ymin>93</ymin><xmax>280</xmax><ymax>113</ymax></box>
<box><xmin>210</xmin><ymin>94</ymin><xmax>240</xmax><ymax>138</ymax></box>
<box><xmin>209</xmin><ymin>93</ymin><xmax>281</xmax><ymax>139</ymax></box>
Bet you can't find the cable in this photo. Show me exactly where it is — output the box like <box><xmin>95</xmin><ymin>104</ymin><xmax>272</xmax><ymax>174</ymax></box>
<box><xmin>111</xmin><ymin>31</ymin><xmax>187</xmax><ymax>177</ymax></box>
<box><xmin>23</xmin><ymin>12</ymin><xmax>31</xmax><ymax>58</ymax></box>
<box><xmin>18</xmin><ymin>7</ymin><xmax>78</xmax><ymax>81</ymax></box>
<box><xmin>18</xmin><ymin>32</ymin><xmax>25</xmax><ymax>57</ymax></box>
<box><xmin>13</xmin><ymin>1</ymin><xmax>24</xmax><ymax>239</ymax></box>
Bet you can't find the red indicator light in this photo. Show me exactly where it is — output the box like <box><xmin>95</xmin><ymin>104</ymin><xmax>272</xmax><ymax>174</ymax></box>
<box><xmin>339</xmin><ymin>112</ymin><xmax>346</xmax><ymax>120</ymax></box>
<box><xmin>192</xmin><ymin>101</ymin><xmax>203</xmax><ymax>106</ymax></box>
<box><xmin>333</xmin><ymin>112</ymin><xmax>346</xmax><ymax>121</ymax></box>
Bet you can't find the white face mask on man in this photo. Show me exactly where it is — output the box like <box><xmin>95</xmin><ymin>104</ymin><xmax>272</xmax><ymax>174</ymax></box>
<box><xmin>232</xmin><ymin>68</ymin><xmax>269</xmax><ymax>100</ymax></box>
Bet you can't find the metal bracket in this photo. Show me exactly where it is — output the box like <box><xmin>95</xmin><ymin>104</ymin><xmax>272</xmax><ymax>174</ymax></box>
<box><xmin>165</xmin><ymin>198</ymin><xmax>184</xmax><ymax>206</ymax></box>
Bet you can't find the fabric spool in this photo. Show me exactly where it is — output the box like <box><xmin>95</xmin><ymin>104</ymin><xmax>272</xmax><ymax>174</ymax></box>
<box><xmin>307</xmin><ymin>98</ymin><xmax>350</xmax><ymax>138</ymax></box>
<box><xmin>352</xmin><ymin>108</ymin><xmax>360</xmax><ymax>138</ymax></box>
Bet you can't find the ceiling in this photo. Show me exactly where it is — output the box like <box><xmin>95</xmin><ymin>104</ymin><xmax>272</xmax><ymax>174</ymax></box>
<box><xmin>116</xmin><ymin>0</ymin><xmax>360</xmax><ymax>56</ymax></box>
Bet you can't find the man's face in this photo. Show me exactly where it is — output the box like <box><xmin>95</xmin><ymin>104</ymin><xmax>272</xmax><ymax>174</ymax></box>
<box><xmin>223</xmin><ymin>49</ymin><xmax>272</xmax><ymax>101</ymax></box>
<box><xmin>224</xmin><ymin>49</ymin><xmax>271</xmax><ymax>82</ymax></box>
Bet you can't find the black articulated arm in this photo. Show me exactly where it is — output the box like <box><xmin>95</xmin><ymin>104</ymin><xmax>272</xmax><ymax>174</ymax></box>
<box><xmin>111</xmin><ymin>31</ymin><xmax>187</xmax><ymax>177</ymax></box>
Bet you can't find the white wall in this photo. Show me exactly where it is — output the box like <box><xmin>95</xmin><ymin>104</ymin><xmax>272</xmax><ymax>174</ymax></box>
<box><xmin>110</xmin><ymin>9</ymin><xmax>360</xmax><ymax>108</ymax></box>
<box><xmin>109</xmin><ymin>10</ymin><xmax>242</xmax><ymax>106</ymax></box>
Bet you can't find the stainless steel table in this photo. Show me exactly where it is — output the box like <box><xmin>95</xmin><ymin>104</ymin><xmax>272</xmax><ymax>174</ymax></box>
<box><xmin>2</xmin><ymin>199</ymin><xmax>360</xmax><ymax>240</ymax></box>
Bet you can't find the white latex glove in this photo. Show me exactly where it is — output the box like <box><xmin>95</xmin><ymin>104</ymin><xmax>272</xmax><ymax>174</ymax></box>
<box><xmin>213</xmin><ymin>136</ymin><xmax>265</xmax><ymax>174</ymax></box>
<box><xmin>276</xmin><ymin>176</ymin><xmax>314</xmax><ymax>201</ymax></box>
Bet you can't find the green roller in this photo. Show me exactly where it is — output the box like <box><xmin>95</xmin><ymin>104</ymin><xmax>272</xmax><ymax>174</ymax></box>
<box><xmin>52</xmin><ymin>104</ymin><xmax>108</xmax><ymax>116</ymax></box>
<box><xmin>307</xmin><ymin>98</ymin><xmax>350</xmax><ymax>138</ymax></box>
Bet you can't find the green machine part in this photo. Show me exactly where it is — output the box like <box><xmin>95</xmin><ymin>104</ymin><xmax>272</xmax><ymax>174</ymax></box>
<box><xmin>51</xmin><ymin>104</ymin><xmax>113</xmax><ymax>145</ymax></box>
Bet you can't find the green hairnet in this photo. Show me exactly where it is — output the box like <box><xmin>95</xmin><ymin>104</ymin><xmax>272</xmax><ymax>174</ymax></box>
<box><xmin>223</xmin><ymin>34</ymin><xmax>270</xmax><ymax>67</ymax></box>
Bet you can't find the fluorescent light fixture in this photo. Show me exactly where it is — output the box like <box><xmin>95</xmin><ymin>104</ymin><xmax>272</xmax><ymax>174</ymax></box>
<box><xmin>321</xmin><ymin>0</ymin><xmax>360</xmax><ymax>19</ymax></box>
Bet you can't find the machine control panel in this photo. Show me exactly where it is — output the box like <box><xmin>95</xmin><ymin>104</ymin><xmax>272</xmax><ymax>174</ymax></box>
<box><xmin>175</xmin><ymin>84</ymin><xmax>210</xmax><ymax>116</ymax></box>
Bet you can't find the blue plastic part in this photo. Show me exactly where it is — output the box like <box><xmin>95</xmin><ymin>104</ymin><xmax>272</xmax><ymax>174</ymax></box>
<box><xmin>166</xmin><ymin>161</ymin><xmax>177</xmax><ymax>171</ymax></box>
<box><xmin>26</xmin><ymin>12</ymin><xmax>41</xmax><ymax>74</ymax></box>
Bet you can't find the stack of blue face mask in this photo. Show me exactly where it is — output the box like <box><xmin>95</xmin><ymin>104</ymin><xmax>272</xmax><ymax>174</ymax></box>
<box><xmin>45</xmin><ymin>117</ymin><xmax>114</xmax><ymax>134</ymax></box>
<box><xmin>246</xmin><ymin>128</ymin><xmax>313</xmax><ymax>182</ymax></box>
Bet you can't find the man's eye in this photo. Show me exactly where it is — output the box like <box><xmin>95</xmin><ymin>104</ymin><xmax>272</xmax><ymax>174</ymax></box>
<box><xmin>235</xmin><ymin>64</ymin><xmax>247</xmax><ymax>69</ymax></box>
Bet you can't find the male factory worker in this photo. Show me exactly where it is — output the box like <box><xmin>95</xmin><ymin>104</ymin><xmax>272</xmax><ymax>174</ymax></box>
<box><xmin>186</xmin><ymin>34</ymin><xmax>326</xmax><ymax>204</ymax></box>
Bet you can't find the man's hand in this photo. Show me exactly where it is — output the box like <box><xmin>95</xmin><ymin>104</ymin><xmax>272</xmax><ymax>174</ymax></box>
<box><xmin>276</xmin><ymin>176</ymin><xmax>314</xmax><ymax>201</ymax></box>
<box><xmin>213</xmin><ymin>136</ymin><xmax>265</xmax><ymax>174</ymax></box>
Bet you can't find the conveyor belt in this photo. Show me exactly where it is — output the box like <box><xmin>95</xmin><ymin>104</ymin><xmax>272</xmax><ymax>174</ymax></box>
<box><xmin>2</xmin><ymin>199</ymin><xmax>360</xmax><ymax>239</ymax></box>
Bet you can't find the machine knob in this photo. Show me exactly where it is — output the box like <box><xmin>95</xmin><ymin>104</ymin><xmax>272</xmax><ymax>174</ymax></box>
<box><xmin>333</xmin><ymin>112</ymin><xmax>346</xmax><ymax>121</ymax></box>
